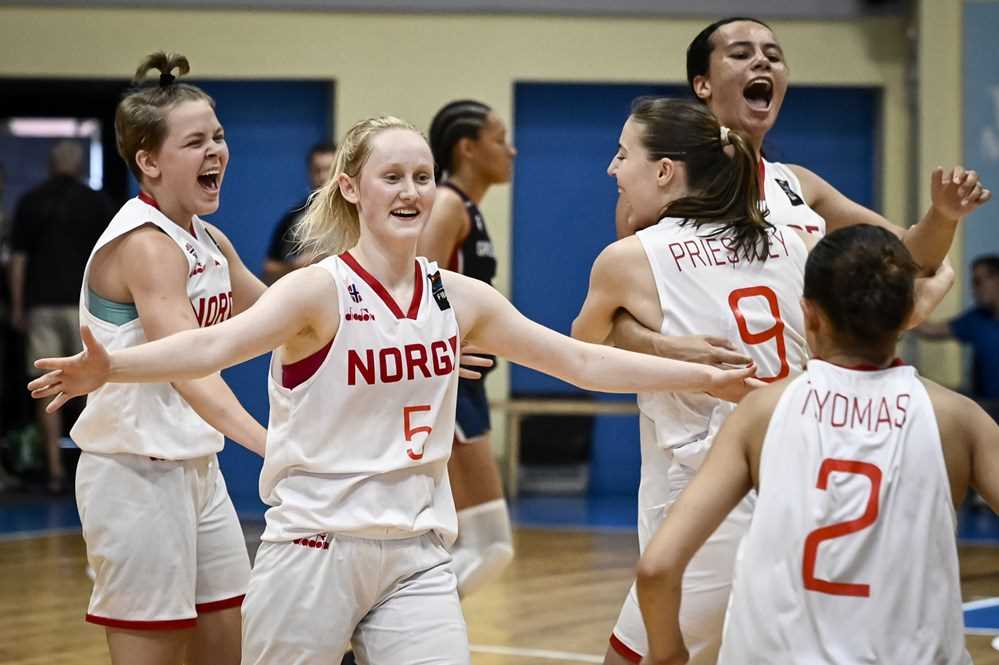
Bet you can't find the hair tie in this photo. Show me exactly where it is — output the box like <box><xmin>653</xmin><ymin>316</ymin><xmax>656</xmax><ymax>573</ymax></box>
<box><xmin>719</xmin><ymin>125</ymin><xmax>731</xmax><ymax>146</ymax></box>
<box><xmin>159</xmin><ymin>72</ymin><xmax>176</xmax><ymax>87</ymax></box>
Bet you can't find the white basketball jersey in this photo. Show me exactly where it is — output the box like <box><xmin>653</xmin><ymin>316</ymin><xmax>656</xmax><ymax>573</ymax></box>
<box><xmin>762</xmin><ymin>159</ymin><xmax>827</xmax><ymax>236</ymax></box>
<box><xmin>71</xmin><ymin>194</ymin><xmax>233</xmax><ymax>459</ymax></box>
<box><xmin>635</xmin><ymin>219</ymin><xmax>809</xmax><ymax>468</ymax></box>
<box><xmin>259</xmin><ymin>253</ymin><xmax>461</xmax><ymax>545</ymax></box>
<box><xmin>720</xmin><ymin>360</ymin><xmax>969</xmax><ymax>665</ymax></box>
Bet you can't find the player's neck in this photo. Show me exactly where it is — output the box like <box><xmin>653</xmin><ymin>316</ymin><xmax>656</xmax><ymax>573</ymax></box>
<box><xmin>815</xmin><ymin>349</ymin><xmax>897</xmax><ymax>370</ymax></box>
<box><xmin>350</xmin><ymin>235</ymin><xmax>418</xmax><ymax>290</ymax></box>
<box><xmin>140</xmin><ymin>186</ymin><xmax>195</xmax><ymax>235</ymax></box>
<box><xmin>447</xmin><ymin>171</ymin><xmax>489</xmax><ymax>205</ymax></box>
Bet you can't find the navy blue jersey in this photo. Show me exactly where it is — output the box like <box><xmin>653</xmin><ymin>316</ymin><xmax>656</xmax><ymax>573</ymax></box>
<box><xmin>442</xmin><ymin>182</ymin><xmax>496</xmax><ymax>286</ymax></box>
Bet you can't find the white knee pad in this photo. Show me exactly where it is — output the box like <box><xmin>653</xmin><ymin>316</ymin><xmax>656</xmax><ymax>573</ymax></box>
<box><xmin>451</xmin><ymin>498</ymin><xmax>514</xmax><ymax>597</ymax></box>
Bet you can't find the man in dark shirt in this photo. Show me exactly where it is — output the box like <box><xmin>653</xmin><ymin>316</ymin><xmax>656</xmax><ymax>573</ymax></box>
<box><xmin>262</xmin><ymin>141</ymin><xmax>336</xmax><ymax>284</ymax></box>
<box><xmin>917</xmin><ymin>255</ymin><xmax>999</xmax><ymax>400</ymax></box>
<box><xmin>9</xmin><ymin>140</ymin><xmax>114</xmax><ymax>492</ymax></box>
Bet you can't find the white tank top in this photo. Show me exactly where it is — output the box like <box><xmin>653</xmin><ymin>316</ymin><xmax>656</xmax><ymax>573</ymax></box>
<box><xmin>71</xmin><ymin>194</ymin><xmax>233</xmax><ymax>459</ymax></box>
<box><xmin>259</xmin><ymin>253</ymin><xmax>461</xmax><ymax>544</ymax></box>
<box><xmin>720</xmin><ymin>360</ymin><xmax>969</xmax><ymax>665</ymax></box>
<box><xmin>635</xmin><ymin>219</ymin><xmax>809</xmax><ymax>469</ymax></box>
<box><xmin>762</xmin><ymin>159</ymin><xmax>827</xmax><ymax>236</ymax></box>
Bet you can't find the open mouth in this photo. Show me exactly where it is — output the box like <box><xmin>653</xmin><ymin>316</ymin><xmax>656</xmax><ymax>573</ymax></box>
<box><xmin>743</xmin><ymin>78</ymin><xmax>774</xmax><ymax>112</ymax></box>
<box><xmin>197</xmin><ymin>170</ymin><xmax>220</xmax><ymax>193</ymax></box>
<box><xmin>391</xmin><ymin>208</ymin><xmax>420</xmax><ymax>220</ymax></box>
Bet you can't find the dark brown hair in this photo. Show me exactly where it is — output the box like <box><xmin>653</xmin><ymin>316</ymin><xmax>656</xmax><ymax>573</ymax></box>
<box><xmin>115</xmin><ymin>52</ymin><xmax>215</xmax><ymax>180</ymax></box>
<box><xmin>630</xmin><ymin>96</ymin><xmax>772</xmax><ymax>260</ymax></box>
<box><xmin>804</xmin><ymin>224</ymin><xmax>918</xmax><ymax>358</ymax></box>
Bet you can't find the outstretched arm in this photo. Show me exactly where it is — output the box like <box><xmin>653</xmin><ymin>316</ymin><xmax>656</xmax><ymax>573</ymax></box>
<box><xmin>794</xmin><ymin>165</ymin><xmax>991</xmax><ymax>274</ymax></box>
<box><xmin>448</xmin><ymin>271</ymin><xmax>759</xmax><ymax>402</ymax></box>
<box><xmin>30</xmin><ymin>264</ymin><xmax>335</xmax><ymax>412</ymax></box>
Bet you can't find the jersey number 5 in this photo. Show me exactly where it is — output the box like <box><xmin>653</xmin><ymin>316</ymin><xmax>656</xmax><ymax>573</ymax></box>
<box><xmin>403</xmin><ymin>405</ymin><xmax>432</xmax><ymax>461</ymax></box>
<box><xmin>802</xmin><ymin>459</ymin><xmax>882</xmax><ymax>597</ymax></box>
<box><xmin>728</xmin><ymin>285</ymin><xmax>789</xmax><ymax>382</ymax></box>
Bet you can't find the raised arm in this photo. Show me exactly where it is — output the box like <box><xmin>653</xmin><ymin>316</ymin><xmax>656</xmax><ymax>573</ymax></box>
<box><xmin>447</xmin><ymin>271</ymin><xmax>757</xmax><ymax>401</ymax></box>
<box><xmin>634</xmin><ymin>383</ymin><xmax>780</xmax><ymax>665</ymax></box>
<box><xmin>793</xmin><ymin>164</ymin><xmax>991</xmax><ymax>274</ymax></box>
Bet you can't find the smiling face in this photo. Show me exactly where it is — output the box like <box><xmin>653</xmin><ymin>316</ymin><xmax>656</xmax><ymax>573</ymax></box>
<box><xmin>692</xmin><ymin>20</ymin><xmax>788</xmax><ymax>147</ymax></box>
<box><xmin>607</xmin><ymin>116</ymin><xmax>677</xmax><ymax>228</ymax></box>
<box><xmin>139</xmin><ymin>99</ymin><xmax>228</xmax><ymax>218</ymax></box>
<box><xmin>344</xmin><ymin>128</ymin><xmax>436</xmax><ymax>245</ymax></box>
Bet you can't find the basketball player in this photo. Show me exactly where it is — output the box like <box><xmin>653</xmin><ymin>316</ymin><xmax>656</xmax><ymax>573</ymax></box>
<box><xmin>66</xmin><ymin>53</ymin><xmax>267</xmax><ymax>665</ymax></box>
<box><xmin>613</xmin><ymin>17</ymin><xmax>990</xmax><ymax>367</ymax></box>
<box><xmin>582</xmin><ymin>97</ymin><xmax>987</xmax><ymax>665</ymax></box>
<box><xmin>637</xmin><ymin>224</ymin><xmax>999</xmax><ymax>665</ymax></box>
<box><xmin>418</xmin><ymin>100</ymin><xmax>517</xmax><ymax>597</ymax></box>
<box><xmin>30</xmin><ymin>116</ymin><xmax>758</xmax><ymax>665</ymax></box>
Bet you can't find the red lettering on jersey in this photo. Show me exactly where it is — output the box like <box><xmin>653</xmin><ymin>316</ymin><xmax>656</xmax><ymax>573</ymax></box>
<box><xmin>431</xmin><ymin>341</ymin><xmax>454</xmax><ymax>375</ymax></box>
<box><xmin>347</xmin><ymin>349</ymin><xmax>376</xmax><ymax>386</ymax></box>
<box><xmin>895</xmin><ymin>394</ymin><xmax>910</xmax><ymax>427</ymax></box>
<box><xmin>347</xmin><ymin>337</ymin><xmax>458</xmax><ymax>385</ymax></box>
<box><xmin>404</xmin><ymin>344</ymin><xmax>431</xmax><ymax>380</ymax></box>
<box><xmin>217</xmin><ymin>292</ymin><xmax>230</xmax><ymax>323</ymax></box>
<box><xmin>194</xmin><ymin>293</ymin><xmax>230</xmax><ymax>327</ymax></box>
<box><xmin>380</xmin><ymin>347</ymin><xmax>404</xmax><ymax>383</ymax></box>
<box><xmin>875</xmin><ymin>398</ymin><xmax>893</xmax><ymax>432</ymax></box>
<box><xmin>829</xmin><ymin>393</ymin><xmax>849</xmax><ymax>428</ymax></box>
<box><xmin>770</xmin><ymin>230</ymin><xmax>789</xmax><ymax>257</ymax></box>
<box><xmin>850</xmin><ymin>397</ymin><xmax>872</xmax><ymax>430</ymax></box>
<box><xmin>668</xmin><ymin>243</ymin><xmax>686</xmax><ymax>272</ymax></box>
<box><xmin>705</xmin><ymin>237</ymin><xmax>725</xmax><ymax>265</ymax></box>
<box><xmin>683</xmin><ymin>240</ymin><xmax>708</xmax><ymax>268</ymax></box>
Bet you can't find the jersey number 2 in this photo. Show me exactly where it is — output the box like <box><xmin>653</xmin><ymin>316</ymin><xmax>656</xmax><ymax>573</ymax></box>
<box><xmin>802</xmin><ymin>459</ymin><xmax>882</xmax><ymax>597</ymax></box>
<box><xmin>403</xmin><ymin>405</ymin><xmax>432</xmax><ymax>461</ymax></box>
<box><xmin>728</xmin><ymin>286</ymin><xmax>789</xmax><ymax>382</ymax></box>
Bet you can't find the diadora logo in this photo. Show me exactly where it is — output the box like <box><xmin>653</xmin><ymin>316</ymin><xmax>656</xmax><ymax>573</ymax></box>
<box><xmin>292</xmin><ymin>533</ymin><xmax>331</xmax><ymax>551</ymax></box>
<box><xmin>345</xmin><ymin>307</ymin><xmax>375</xmax><ymax>322</ymax></box>
<box><xmin>347</xmin><ymin>283</ymin><xmax>363</xmax><ymax>303</ymax></box>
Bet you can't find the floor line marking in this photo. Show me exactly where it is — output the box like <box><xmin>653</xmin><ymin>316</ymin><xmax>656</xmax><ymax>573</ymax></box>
<box><xmin>470</xmin><ymin>644</ymin><xmax>603</xmax><ymax>663</ymax></box>
<box><xmin>0</xmin><ymin>526</ymin><xmax>81</xmax><ymax>542</ymax></box>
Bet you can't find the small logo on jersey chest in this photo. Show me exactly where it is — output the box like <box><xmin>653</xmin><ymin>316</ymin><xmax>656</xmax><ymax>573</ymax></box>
<box><xmin>347</xmin><ymin>283</ymin><xmax>363</xmax><ymax>303</ymax></box>
<box><xmin>344</xmin><ymin>307</ymin><xmax>375</xmax><ymax>322</ymax></box>
<box><xmin>428</xmin><ymin>270</ymin><xmax>450</xmax><ymax>311</ymax></box>
<box><xmin>775</xmin><ymin>179</ymin><xmax>805</xmax><ymax>206</ymax></box>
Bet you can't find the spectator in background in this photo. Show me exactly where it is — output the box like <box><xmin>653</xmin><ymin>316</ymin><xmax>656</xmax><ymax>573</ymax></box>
<box><xmin>262</xmin><ymin>141</ymin><xmax>336</xmax><ymax>284</ymax></box>
<box><xmin>917</xmin><ymin>255</ymin><xmax>999</xmax><ymax>400</ymax></box>
<box><xmin>9</xmin><ymin>140</ymin><xmax>114</xmax><ymax>492</ymax></box>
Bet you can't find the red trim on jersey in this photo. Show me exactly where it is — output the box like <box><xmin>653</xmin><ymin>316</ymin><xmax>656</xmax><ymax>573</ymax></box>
<box><xmin>816</xmin><ymin>357</ymin><xmax>905</xmax><ymax>371</ymax></box>
<box><xmin>340</xmin><ymin>251</ymin><xmax>423</xmax><ymax>320</ymax></box>
<box><xmin>138</xmin><ymin>190</ymin><xmax>198</xmax><ymax>239</ymax></box>
<box><xmin>138</xmin><ymin>191</ymin><xmax>160</xmax><ymax>209</ymax></box>
<box><xmin>196</xmin><ymin>594</ymin><xmax>245</xmax><ymax>614</ymax></box>
<box><xmin>609</xmin><ymin>633</ymin><xmax>642</xmax><ymax>664</ymax></box>
<box><xmin>758</xmin><ymin>159</ymin><xmax>766</xmax><ymax>202</ymax></box>
<box><xmin>282</xmin><ymin>340</ymin><xmax>333</xmax><ymax>389</ymax></box>
<box><xmin>86</xmin><ymin>613</ymin><xmax>197</xmax><ymax>630</ymax></box>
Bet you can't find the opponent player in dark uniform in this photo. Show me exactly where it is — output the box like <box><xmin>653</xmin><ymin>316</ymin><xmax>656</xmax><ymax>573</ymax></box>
<box><xmin>418</xmin><ymin>100</ymin><xmax>517</xmax><ymax>596</ymax></box>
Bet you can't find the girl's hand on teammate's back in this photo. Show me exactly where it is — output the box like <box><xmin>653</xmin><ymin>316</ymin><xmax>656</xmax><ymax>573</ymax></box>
<box><xmin>458</xmin><ymin>350</ymin><xmax>494</xmax><ymax>380</ymax></box>
<box><xmin>28</xmin><ymin>325</ymin><xmax>111</xmax><ymax>413</ymax></box>
<box><xmin>654</xmin><ymin>334</ymin><xmax>752</xmax><ymax>368</ymax></box>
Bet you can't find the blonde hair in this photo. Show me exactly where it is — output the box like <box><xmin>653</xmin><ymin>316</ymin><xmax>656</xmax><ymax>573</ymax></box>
<box><xmin>296</xmin><ymin>115</ymin><xmax>424</xmax><ymax>257</ymax></box>
<box><xmin>115</xmin><ymin>52</ymin><xmax>214</xmax><ymax>180</ymax></box>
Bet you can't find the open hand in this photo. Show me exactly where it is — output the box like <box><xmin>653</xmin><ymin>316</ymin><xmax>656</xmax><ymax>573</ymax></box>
<box><xmin>706</xmin><ymin>364</ymin><xmax>765</xmax><ymax>403</ymax></box>
<box><xmin>931</xmin><ymin>166</ymin><xmax>992</xmax><ymax>221</ymax></box>
<box><xmin>658</xmin><ymin>335</ymin><xmax>751</xmax><ymax>367</ymax></box>
<box><xmin>27</xmin><ymin>325</ymin><xmax>111</xmax><ymax>413</ymax></box>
